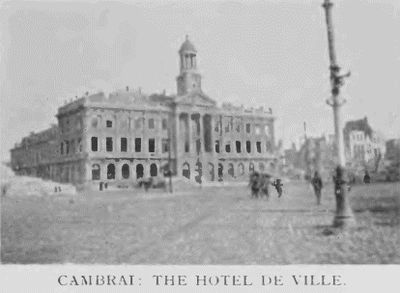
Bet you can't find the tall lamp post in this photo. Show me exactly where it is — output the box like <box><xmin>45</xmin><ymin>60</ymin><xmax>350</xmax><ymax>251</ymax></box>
<box><xmin>322</xmin><ymin>0</ymin><xmax>355</xmax><ymax>227</ymax></box>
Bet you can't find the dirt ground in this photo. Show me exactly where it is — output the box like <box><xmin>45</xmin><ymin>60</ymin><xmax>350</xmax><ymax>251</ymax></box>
<box><xmin>1</xmin><ymin>181</ymin><xmax>399</xmax><ymax>264</ymax></box>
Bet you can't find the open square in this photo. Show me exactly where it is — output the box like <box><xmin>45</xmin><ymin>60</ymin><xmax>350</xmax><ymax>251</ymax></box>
<box><xmin>2</xmin><ymin>182</ymin><xmax>399</xmax><ymax>264</ymax></box>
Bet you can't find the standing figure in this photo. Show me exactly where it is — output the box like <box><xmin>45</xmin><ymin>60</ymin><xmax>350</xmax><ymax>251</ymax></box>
<box><xmin>311</xmin><ymin>171</ymin><xmax>323</xmax><ymax>205</ymax></box>
<box><xmin>249</xmin><ymin>172</ymin><xmax>260</xmax><ymax>198</ymax></box>
<box><xmin>272</xmin><ymin>178</ymin><xmax>283</xmax><ymax>198</ymax></box>
<box><xmin>259</xmin><ymin>173</ymin><xmax>271</xmax><ymax>200</ymax></box>
<box><xmin>363</xmin><ymin>170</ymin><xmax>371</xmax><ymax>184</ymax></box>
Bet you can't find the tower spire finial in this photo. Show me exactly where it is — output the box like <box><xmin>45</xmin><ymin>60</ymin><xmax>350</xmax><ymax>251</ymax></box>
<box><xmin>185</xmin><ymin>34</ymin><xmax>189</xmax><ymax>41</ymax></box>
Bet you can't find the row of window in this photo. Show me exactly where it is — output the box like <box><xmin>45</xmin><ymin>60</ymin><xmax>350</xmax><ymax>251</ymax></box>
<box><xmin>60</xmin><ymin>138</ymin><xmax>82</xmax><ymax>155</ymax></box>
<box><xmin>215</xmin><ymin>122</ymin><xmax>270</xmax><ymax>136</ymax></box>
<box><xmin>60</xmin><ymin>116</ymin><xmax>83</xmax><ymax>133</ymax></box>
<box><xmin>91</xmin><ymin>137</ymin><xmax>169</xmax><ymax>153</ymax></box>
<box><xmin>91</xmin><ymin>163</ymin><xmax>158</xmax><ymax>180</ymax></box>
<box><xmin>90</xmin><ymin>136</ymin><xmax>273</xmax><ymax>154</ymax></box>
<box><xmin>91</xmin><ymin>115</ymin><xmax>270</xmax><ymax>136</ymax></box>
<box><xmin>91</xmin><ymin>116</ymin><xmax>169</xmax><ymax>131</ymax></box>
<box><xmin>352</xmin><ymin>133</ymin><xmax>364</xmax><ymax>141</ymax></box>
<box><xmin>181</xmin><ymin>161</ymin><xmax>270</xmax><ymax>181</ymax></box>
<box><xmin>204</xmin><ymin>140</ymin><xmax>272</xmax><ymax>154</ymax></box>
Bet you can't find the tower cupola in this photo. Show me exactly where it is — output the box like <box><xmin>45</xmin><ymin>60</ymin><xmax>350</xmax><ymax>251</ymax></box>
<box><xmin>177</xmin><ymin>35</ymin><xmax>202</xmax><ymax>95</ymax></box>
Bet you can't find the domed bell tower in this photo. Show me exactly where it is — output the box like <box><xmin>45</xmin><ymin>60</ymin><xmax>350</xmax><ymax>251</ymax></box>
<box><xmin>177</xmin><ymin>35</ymin><xmax>202</xmax><ymax>95</ymax></box>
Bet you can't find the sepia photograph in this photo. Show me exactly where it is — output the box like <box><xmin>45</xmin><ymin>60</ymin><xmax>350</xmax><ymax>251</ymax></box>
<box><xmin>0</xmin><ymin>0</ymin><xmax>399</xmax><ymax>267</ymax></box>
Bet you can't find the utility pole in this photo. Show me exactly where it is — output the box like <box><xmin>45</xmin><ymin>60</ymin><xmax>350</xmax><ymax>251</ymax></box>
<box><xmin>322</xmin><ymin>0</ymin><xmax>355</xmax><ymax>227</ymax></box>
<box><xmin>303</xmin><ymin>121</ymin><xmax>311</xmax><ymax>180</ymax></box>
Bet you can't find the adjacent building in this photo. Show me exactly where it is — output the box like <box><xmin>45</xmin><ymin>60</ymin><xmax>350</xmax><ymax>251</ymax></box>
<box><xmin>343</xmin><ymin>117</ymin><xmax>386</xmax><ymax>169</ymax></box>
<box><xmin>10</xmin><ymin>36</ymin><xmax>277</xmax><ymax>189</ymax></box>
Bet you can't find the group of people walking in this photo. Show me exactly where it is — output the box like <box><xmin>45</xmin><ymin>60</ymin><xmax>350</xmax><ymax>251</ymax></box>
<box><xmin>249</xmin><ymin>172</ymin><xmax>283</xmax><ymax>199</ymax></box>
<box><xmin>249</xmin><ymin>168</ymin><xmax>373</xmax><ymax>205</ymax></box>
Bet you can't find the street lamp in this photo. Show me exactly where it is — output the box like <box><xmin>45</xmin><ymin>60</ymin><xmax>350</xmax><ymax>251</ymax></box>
<box><xmin>322</xmin><ymin>0</ymin><xmax>355</xmax><ymax>227</ymax></box>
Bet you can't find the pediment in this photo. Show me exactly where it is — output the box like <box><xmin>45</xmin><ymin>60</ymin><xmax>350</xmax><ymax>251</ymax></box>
<box><xmin>174</xmin><ymin>91</ymin><xmax>216</xmax><ymax>107</ymax></box>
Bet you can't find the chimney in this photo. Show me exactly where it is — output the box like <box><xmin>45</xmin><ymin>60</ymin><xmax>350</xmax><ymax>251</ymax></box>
<box><xmin>126</xmin><ymin>86</ymin><xmax>129</xmax><ymax>92</ymax></box>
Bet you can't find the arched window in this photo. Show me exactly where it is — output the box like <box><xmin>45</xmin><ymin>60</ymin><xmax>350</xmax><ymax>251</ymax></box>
<box><xmin>228</xmin><ymin>163</ymin><xmax>234</xmax><ymax>178</ymax></box>
<box><xmin>107</xmin><ymin>164</ymin><xmax>115</xmax><ymax>180</ymax></box>
<box><xmin>122</xmin><ymin>164</ymin><xmax>130</xmax><ymax>179</ymax></box>
<box><xmin>182</xmin><ymin>162</ymin><xmax>190</xmax><ymax>179</ymax></box>
<box><xmin>208</xmin><ymin>163</ymin><xmax>215</xmax><ymax>181</ymax></box>
<box><xmin>218</xmin><ymin>163</ymin><xmax>224</xmax><ymax>181</ymax></box>
<box><xmin>136</xmin><ymin>164</ymin><xmax>144</xmax><ymax>179</ymax></box>
<box><xmin>238</xmin><ymin>163</ymin><xmax>245</xmax><ymax>176</ymax></box>
<box><xmin>150</xmin><ymin>163</ymin><xmax>158</xmax><ymax>177</ymax></box>
<box><xmin>92</xmin><ymin>164</ymin><xmax>100</xmax><ymax>180</ymax></box>
<box><xmin>249</xmin><ymin>162</ymin><xmax>254</xmax><ymax>173</ymax></box>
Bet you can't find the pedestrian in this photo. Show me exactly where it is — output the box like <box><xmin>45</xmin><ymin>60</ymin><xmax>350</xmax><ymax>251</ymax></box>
<box><xmin>272</xmin><ymin>178</ymin><xmax>283</xmax><ymax>198</ymax></box>
<box><xmin>249</xmin><ymin>171</ymin><xmax>260</xmax><ymax>198</ymax></box>
<box><xmin>311</xmin><ymin>171</ymin><xmax>323</xmax><ymax>205</ymax></box>
<box><xmin>259</xmin><ymin>173</ymin><xmax>271</xmax><ymax>200</ymax></box>
<box><xmin>363</xmin><ymin>170</ymin><xmax>371</xmax><ymax>184</ymax></box>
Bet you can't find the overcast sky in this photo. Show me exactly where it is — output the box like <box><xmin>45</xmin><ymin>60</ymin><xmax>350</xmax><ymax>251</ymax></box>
<box><xmin>0</xmin><ymin>0</ymin><xmax>399</xmax><ymax>161</ymax></box>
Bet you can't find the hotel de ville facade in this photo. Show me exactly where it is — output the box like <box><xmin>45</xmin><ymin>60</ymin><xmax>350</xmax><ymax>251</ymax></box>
<box><xmin>10</xmin><ymin>36</ymin><xmax>277</xmax><ymax>190</ymax></box>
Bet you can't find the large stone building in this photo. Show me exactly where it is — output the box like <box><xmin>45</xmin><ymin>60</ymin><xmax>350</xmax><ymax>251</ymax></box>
<box><xmin>343</xmin><ymin>117</ymin><xmax>385</xmax><ymax>169</ymax></box>
<box><xmin>10</xmin><ymin>36</ymin><xmax>276</xmax><ymax>189</ymax></box>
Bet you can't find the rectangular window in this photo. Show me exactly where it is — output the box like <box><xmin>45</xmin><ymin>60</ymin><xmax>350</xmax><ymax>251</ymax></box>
<box><xmin>65</xmin><ymin>141</ymin><xmax>70</xmax><ymax>154</ymax></box>
<box><xmin>60</xmin><ymin>142</ymin><xmax>64</xmax><ymax>155</ymax></box>
<box><xmin>215</xmin><ymin>140</ymin><xmax>220</xmax><ymax>153</ymax></box>
<box><xmin>236</xmin><ymin>141</ymin><xmax>241</xmax><ymax>153</ymax></box>
<box><xmin>246</xmin><ymin>123</ymin><xmax>251</xmax><ymax>133</ymax></box>
<box><xmin>256</xmin><ymin>141</ymin><xmax>261</xmax><ymax>153</ymax></box>
<box><xmin>120</xmin><ymin>137</ymin><xmax>127</xmax><ymax>152</ymax></box>
<box><xmin>106</xmin><ymin>120</ymin><xmax>113</xmax><ymax>128</ymax></box>
<box><xmin>162</xmin><ymin>139</ymin><xmax>169</xmax><ymax>153</ymax></box>
<box><xmin>106</xmin><ymin>137</ymin><xmax>113</xmax><ymax>152</ymax></box>
<box><xmin>91</xmin><ymin>137</ymin><xmax>98</xmax><ymax>152</ymax></box>
<box><xmin>148</xmin><ymin>118</ymin><xmax>155</xmax><ymax>129</ymax></box>
<box><xmin>246</xmin><ymin>141</ymin><xmax>251</xmax><ymax>153</ymax></box>
<box><xmin>162</xmin><ymin>119</ymin><xmax>168</xmax><ymax>130</ymax></box>
<box><xmin>148</xmin><ymin>138</ymin><xmax>155</xmax><ymax>153</ymax></box>
<box><xmin>225</xmin><ymin>143</ymin><xmax>231</xmax><ymax>153</ymax></box>
<box><xmin>135</xmin><ymin>138</ymin><xmax>141</xmax><ymax>152</ymax></box>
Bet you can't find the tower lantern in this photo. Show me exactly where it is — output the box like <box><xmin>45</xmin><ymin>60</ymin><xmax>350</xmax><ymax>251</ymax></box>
<box><xmin>177</xmin><ymin>35</ymin><xmax>202</xmax><ymax>95</ymax></box>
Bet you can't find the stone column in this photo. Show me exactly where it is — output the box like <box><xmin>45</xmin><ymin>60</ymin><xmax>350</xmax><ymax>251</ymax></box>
<box><xmin>188</xmin><ymin>112</ymin><xmax>193</xmax><ymax>154</ymax></box>
<box><xmin>175</xmin><ymin>112</ymin><xmax>181</xmax><ymax>176</ymax></box>
<box><xmin>210</xmin><ymin>115</ymin><xmax>214</xmax><ymax>154</ymax></box>
<box><xmin>199</xmin><ymin>113</ymin><xmax>204</xmax><ymax>154</ymax></box>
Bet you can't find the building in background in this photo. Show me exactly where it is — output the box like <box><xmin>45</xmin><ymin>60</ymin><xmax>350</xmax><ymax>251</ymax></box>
<box><xmin>343</xmin><ymin>117</ymin><xmax>386</xmax><ymax>172</ymax></box>
<box><xmin>283</xmin><ymin>135</ymin><xmax>336</xmax><ymax>181</ymax></box>
<box><xmin>10</xmin><ymin>36</ymin><xmax>277</xmax><ymax>189</ymax></box>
